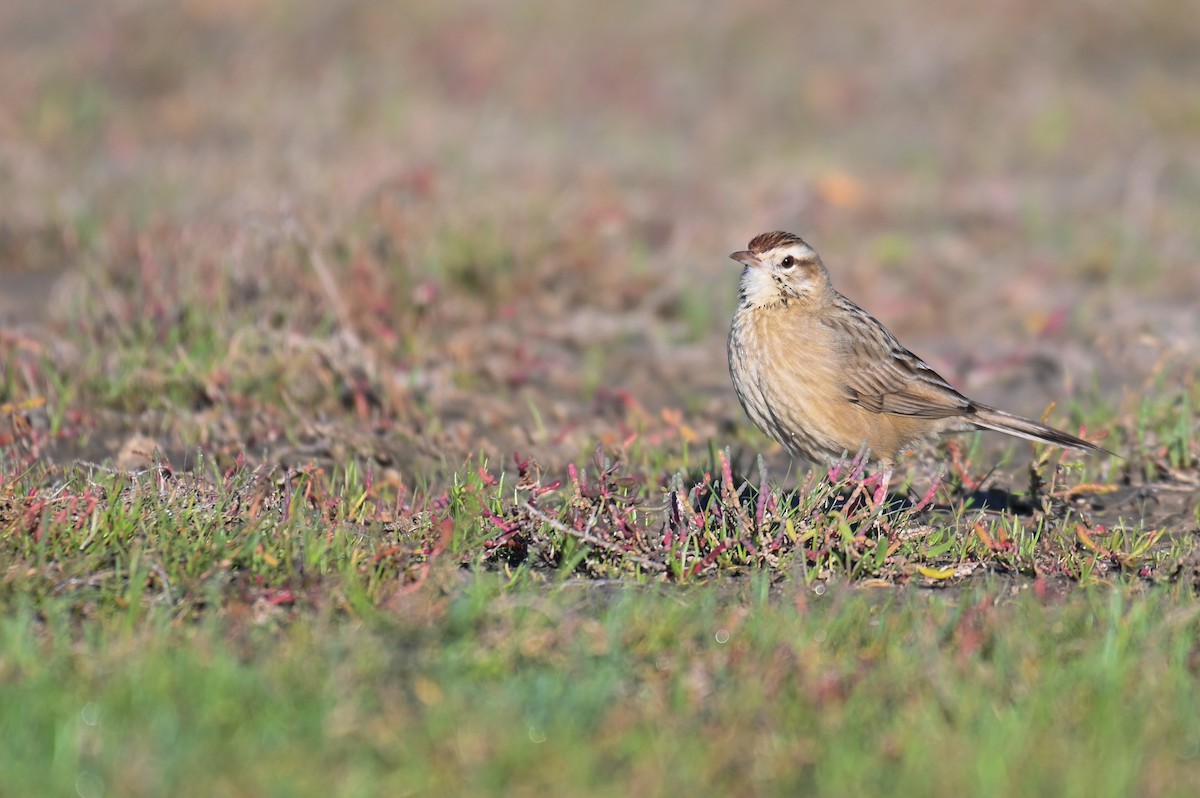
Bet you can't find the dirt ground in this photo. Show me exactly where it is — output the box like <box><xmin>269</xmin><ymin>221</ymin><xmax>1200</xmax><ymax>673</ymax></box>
<box><xmin>2</xmin><ymin>0</ymin><xmax>1198</xmax><ymax>547</ymax></box>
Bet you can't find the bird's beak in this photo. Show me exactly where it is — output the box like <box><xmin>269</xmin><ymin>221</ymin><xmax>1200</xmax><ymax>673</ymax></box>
<box><xmin>729</xmin><ymin>250</ymin><xmax>763</xmax><ymax>268</ymax></box>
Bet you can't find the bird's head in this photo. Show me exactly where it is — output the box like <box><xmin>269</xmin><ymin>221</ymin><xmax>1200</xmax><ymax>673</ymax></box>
<box><xmin>730</xmin><ymin>231</ymin><xmax>831</xmax><ymax>308</ymax></box>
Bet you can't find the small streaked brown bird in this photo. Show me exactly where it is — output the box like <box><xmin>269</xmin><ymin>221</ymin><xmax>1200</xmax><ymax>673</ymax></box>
<box><xmin>727</xmin><ymin>231</ymin><xmax>1109</xmax><ymax>473</ymax></box>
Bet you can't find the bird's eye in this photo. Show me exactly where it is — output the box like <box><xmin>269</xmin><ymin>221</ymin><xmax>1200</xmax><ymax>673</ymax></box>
<box><xmin>780</xmin><ymin>255</ymin><xmax>796</xmax><ymax>269</ymax></box>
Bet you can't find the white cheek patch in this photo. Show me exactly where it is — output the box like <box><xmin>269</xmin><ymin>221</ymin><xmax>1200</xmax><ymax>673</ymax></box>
<box><xmin>739</xmin><ymin>267</ymin><xmax>781</xmax><ymax>307</ymax></box>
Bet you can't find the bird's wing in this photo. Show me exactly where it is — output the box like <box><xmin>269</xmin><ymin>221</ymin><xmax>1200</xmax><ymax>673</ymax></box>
<box><xmin>825</xmin><ymin>298</ymin><xmax>976</xmax><ymax>420</ymax></box>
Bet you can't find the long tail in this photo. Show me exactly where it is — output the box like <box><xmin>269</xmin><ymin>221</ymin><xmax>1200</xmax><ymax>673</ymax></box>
<box><xmin>971</xmin><ymin>405</ymin><xmax>1114</xmax><ymax>456</ymax></box>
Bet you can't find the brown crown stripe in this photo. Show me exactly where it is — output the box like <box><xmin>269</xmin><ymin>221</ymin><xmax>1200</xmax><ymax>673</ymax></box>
<box><xmin>748</xmin><ymin>231</ymin><xmax>807</xmax><ymax>253</ymax></box>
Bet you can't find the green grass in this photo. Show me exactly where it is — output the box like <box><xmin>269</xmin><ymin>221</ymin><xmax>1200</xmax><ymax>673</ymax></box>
<box><xmin>3</xmin><ymin>435</ymin><xmax>1197</xmax><ymax>795</ymax></box>
<box><xmin>4</xmin><ymin>580</ymin><xmax>1200</xmax><ymax>797</ymax></box>
<box><xmin>0</xmin><ymin>420</ymin><xmax>1190</xmax><ymax>619</ymax></box>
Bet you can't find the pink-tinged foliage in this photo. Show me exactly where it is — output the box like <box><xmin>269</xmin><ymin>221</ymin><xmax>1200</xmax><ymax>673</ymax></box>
<box><xmin>467</xmin><ymin>443</ymin><xmax>974</xmax><ymax>580</ymax></box>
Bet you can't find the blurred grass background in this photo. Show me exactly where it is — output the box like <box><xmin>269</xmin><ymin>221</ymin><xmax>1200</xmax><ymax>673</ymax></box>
<box><xmin>3</xmin><ymin>0</ymin><xmax>1199</xmax><ymax>469</ymax></box>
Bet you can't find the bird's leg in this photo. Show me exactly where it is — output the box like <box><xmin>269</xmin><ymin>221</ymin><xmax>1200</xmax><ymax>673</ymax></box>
<box><xmin>840</xmin><ymin>464</ymin><xmax>892</xmax><ymax>531</ymax></box>
<box><xmin>830</xmin><ymin>450</ymin><xmax>866</xmax><ymax>511</ymax></box>
<box><xmin>869</xmin><ymin>467</ymin><xmax>893</xmax><ymax>510</ymax></box>
<box><xmin>853</xmin><ymin>467</ymin><xmax>898</xmax><ymax>540</ymax></box>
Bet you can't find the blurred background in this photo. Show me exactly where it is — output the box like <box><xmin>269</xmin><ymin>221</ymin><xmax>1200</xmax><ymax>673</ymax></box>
<box><xmin>2</xmin><ymin>0</ymin><xmax>1197</xmax><ymax>470</ymax></box>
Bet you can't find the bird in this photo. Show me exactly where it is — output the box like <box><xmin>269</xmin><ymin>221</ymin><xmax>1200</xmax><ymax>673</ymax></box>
<box><xmin>726</xmin><ymin>230</ymin><xmax>1110</xmax><ymax>481</ymax></box>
